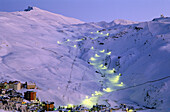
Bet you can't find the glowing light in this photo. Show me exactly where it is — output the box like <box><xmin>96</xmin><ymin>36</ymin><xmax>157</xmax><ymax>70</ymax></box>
<box><xmin>106</xmin><ymin>33</ymin><xmax>110</xmax><ymax>36</ymax></box>
<box><xmin>81</xmin><ymin>91</ymin><xmax>104</xmax><ymax>108</ymax></box>
<box><xmin>101</xmin><ymin>66</ymin><xmax>107</xmax><ymax>70</ymax></box>
<box><xmin>115</xmin><ymin>82</ymin><xmax>124</xmax><ymax>87</ymax></box>
<box><xmin>91</xmin><ymin>32</ymin><xmax>93</xmax><ymax>34</ymax></box>
<box><xmin>97</xmin><ymin>31</ymin><xmax>99</xmax><ymax>33</ymax></box>
<box><xmin>73</xmin><ymin>45</ymin><xmax>77</xmax><ymax>48</ymax></box>
<box><xmin>103</xmin><ymin>88</ymin><xmax>113</xmax><ymax>92</ymax></box>
<box><xmin>106</xmin><ymin>68</ymin><xmax>115</xmax><ymax>74</ymax></box>
<box><xmin>95</xmin><ymin>54</ymin><xmax>100</xmax><ymax>57</ymax></box>
<box><xmin>95</xmin><ymin>91</ymin><xmax>103</xmax><ymax>96</ymax></box>
<box><xmin>67</xmin><ymin>104</ymin><xmax>73</xmax><ymax>108</ymax></box>
<box><xmin>82</xmin><ymin>96</ymin><xmax>98</xmax><ymax>108</ymax></box>
<box><xmin>100</xmin><ymin>49</ymin><xmax>105</xmax><ymax>53</ymax></box>
<box><xmin>57</xmin><ymin>41</ymin><xmax>61</xmax><ymax>44</ymax></box>
<box><xmin>91</xmin><ymin>46</ymin><xmax>94</xmax><ymax>50</ymax></box>
<box><xmin>100</xmin><ymin>32</ymin><xmax>103</xmax><ymax>34</ymax></box>
<box><xmin>128</xmin><ymin>109</ymin><xmax>134</xmax><ymax>112</ymax></box>
<box><xmin>67</xmin><ymin>39</ymin><xmax>70</xmax><ymax>42</ymax></box>
<box><xmin>106</xmin><ymin>52</ymin><xmax>111</xmax><ymax>55</ymax></box>
<box><xmin>109</xmin><ymin>75</ymin><xmax>120</xmax><ymax>84</ymax></box>
<box><xmin>107</xmin><ymin>70</ymin><xmax>113</xmax><ymax>74</ymax></box>
<box><xmin>90</xmin><ymin>57</ymin><xmax>96</xmax><ymax>61</ymax></box>
<box><xmin>89</xmin><ymin>62</ymin><xmax>96</xmax><ymax>66</ymax></box>
<box><xmin>99</xmin><ymin>64</ymin><xmax>103</xmax><ymax>68</ymax></box>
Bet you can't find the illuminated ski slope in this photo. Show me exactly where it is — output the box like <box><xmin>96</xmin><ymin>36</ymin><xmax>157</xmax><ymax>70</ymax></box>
<box><xmin>0</xmin><ymin>7</ymin><xmax>170</xmax><ymax>111</ymax></box>
<box><xmin>57</xmin><ymin>31</ymin><xmax>124</xmax><ymax>107</ymax></box>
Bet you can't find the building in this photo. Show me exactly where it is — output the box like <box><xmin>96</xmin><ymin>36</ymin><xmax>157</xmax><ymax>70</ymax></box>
<box><xmin>24</xmin><ymin>91</ymin><xmax>36</xmax><ymax>101</ymax></box>
<box><xmin>24</xmin><ymin>6</ymin><xmax>33</xmax><ymax>12</ymax></box>
<box><xmin>14</xmin><ymin>82</ymin><xmax>21</xmax><ymax>90</ymax></box>
<box><xmin>9</xmin><ymin>81</ymin><xmax>21</xmax><ymax>90</ymax></box>
<box><xmin>0</xmin><ymin>84</ymin><xmax>3</xmax><ymax>89</ymax></box>
<box><xmin>26</xmin><ymin>82</ymin><xmax>36</xmax><ymax>89</ymax></box>
<box><xmin>9</xmin><ymin>81</ymin><xmax>14</xmax><ymax>88</ymax></box>
<box><xmin>43</xmin><ymin>102</ymin><xmax>54</xmax><ymax>111</ymax></box>
<box><xmin>3</xmin><ymin>82</ymin><xmax>9</xmax><ymax>89</ymax></box>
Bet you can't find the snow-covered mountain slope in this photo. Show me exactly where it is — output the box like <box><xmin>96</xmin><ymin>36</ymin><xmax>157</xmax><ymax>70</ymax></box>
<box><xmin>0</xmin><ymin>7</ymin><xmax>99</xmax><ymax>106</ymax></box>
<box><xmin>0</xmin><ymin>7</ymin><xmax>170</xmax><ymax>111</ymax></box>
<box><xmin>113</xmin><ymin>19</ymin><xmax>138</xmax><ymax>24</ymax></box>
<box><xmin>96</xmin><ymin>20</ymin><xmax>170</xmax><ymax>111</ymax></box>
<box><xmin>0</xmin><ymin>7</ymin><xmax>84</xmax><ymax>29</ymax></box>
<box><xmin>92</xmin><ymin>19</ymin><xmax>138</xmax><ymax>28</ymax></box>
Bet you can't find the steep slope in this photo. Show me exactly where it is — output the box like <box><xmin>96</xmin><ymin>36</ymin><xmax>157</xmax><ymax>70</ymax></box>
<box><xmin>76</xmin><ymin>18</ymin><xmax>170</xmax><ymax>111</ymax></box>
<box><xmin>0</xmin><ymin>7</ymin><xmax>100</xmax><ymax>106</ymax></box>
<box><xmin>0</xmin><ymin>7</ymin><xmax>170</xmax><ymax>111</ymax></box>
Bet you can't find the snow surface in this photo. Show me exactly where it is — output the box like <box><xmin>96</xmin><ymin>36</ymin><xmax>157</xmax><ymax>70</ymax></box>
<box><xmin>0</xmin><ymin>7</ymin><xmax>170</xmax><ymax>111</ymax></box>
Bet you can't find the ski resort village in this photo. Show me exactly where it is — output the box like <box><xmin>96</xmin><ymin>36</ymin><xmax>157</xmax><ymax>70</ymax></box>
<box><xmin>0</xmin><ymin>5</ymin><xmax>170</xmax><ymax>112</ymax></box>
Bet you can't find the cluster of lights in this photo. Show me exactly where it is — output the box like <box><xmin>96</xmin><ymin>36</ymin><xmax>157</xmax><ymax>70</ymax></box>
<box><xmin>56</xmin><ymin>30</ymin><xmax>124</xmax><ymax>108</ymax></box>
<box><xmin>90</xmin><ymin>31</ymin><xmax>110</xmax><ymax>40</ymax></box>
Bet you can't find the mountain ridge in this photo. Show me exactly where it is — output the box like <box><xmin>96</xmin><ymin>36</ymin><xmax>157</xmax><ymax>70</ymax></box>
<box><xmin>0</xmin><ymin>7</ymin><xmax>170</xmax><ymax>111</ymax></box>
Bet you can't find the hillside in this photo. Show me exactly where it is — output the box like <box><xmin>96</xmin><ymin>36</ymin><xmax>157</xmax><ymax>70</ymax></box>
<box><xmin>0</xmin><ymin>7</ymin><xmax>170</xmax><ymax>111</ymax></box>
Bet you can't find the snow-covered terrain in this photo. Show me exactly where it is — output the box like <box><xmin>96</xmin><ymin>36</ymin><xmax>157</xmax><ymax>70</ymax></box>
<box><xmin>0</xmin><ymin>7</ymin><xmax>170</xmax><ymax>111</ymax></box>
